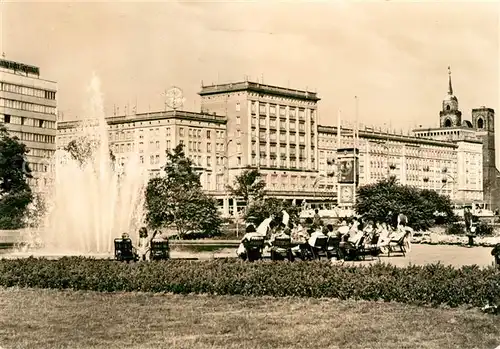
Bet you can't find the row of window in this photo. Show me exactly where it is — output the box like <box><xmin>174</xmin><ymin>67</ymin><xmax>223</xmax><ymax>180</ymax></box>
<box><xmin>0</xmin><ymin>98</ymin><xmax>57</xmax><ymax>115</ymax></box>
<box><xmin>2</xmin><ymin>114</ymin><xmax>55</xmax><ymax>129</ymax></box>
<box><xmin>251</xmin><ymin>102</ymin><xmax>316</xmax><ymax>121</ymax></box>
<box><xmin>113</xmin><ymin>139</ymin><xmax>237</xmax><ymax>155</ymax></box>
<box><xmin>0</xmin><ymin>82</ymin><xmax>56</xmax><ymax>100</ymax></box>
<box><xmin>9</xmin><ymin>131</ymin><xmax>55</xmax><ymax>144</ymax></box>
<box><xmin>179</xmin><ymin>128</ymin><xmax>224</xmax><ymax>139</ymax></box>
<box><xmin>111</xmin><ymin>126</ymin><xmax>226</xmax><ymax>142</ymax></box>
<box><xmin>30</xmin><ymin>162</ymin><xmax>50</xmax><ymax>172</ymax></box>
<box><xmin>250</xmin><ymin>156</ymin><xmax>314</xmax><ymax>170</ymax></box>
<box><xmin>252</xmin><ymin>117</ymin><xmax>308</xmax><ymax>130</ymax></box>
<box><xmin>29</xmin><ymin>148</ymin><xmax>54</xmax><ymax>158</ymax></box>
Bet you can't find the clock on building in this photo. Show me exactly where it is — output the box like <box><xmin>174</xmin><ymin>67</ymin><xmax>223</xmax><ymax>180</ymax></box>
<box><xmin>165</xmin><ymin>86</ymin><xmax>184</xmax><ymax>110</ymax></box>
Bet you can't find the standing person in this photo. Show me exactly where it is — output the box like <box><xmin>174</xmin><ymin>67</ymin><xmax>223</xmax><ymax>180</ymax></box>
<box><xmin>313</xmin><ymin>209</ymin><xmax>322</xmax><ymax>228</ymax></box>
<box><xmin>136</xmin><ymin>227</ymin><xmax>159</xmax><ymax>261</ymax></box>
<box><xmin>491</xmin><ymin>243</ymin><xmax>500</xmax><ymax>267</ymax></box>
<box><xmin>464</xmin><ymin>207</ymin><xmax>473</xmax><ymax>234</ymax></box>
<box><xmin>397</xmin><ymin>213</ymin><xmax>408</xmax><ymax>231</ymax></box>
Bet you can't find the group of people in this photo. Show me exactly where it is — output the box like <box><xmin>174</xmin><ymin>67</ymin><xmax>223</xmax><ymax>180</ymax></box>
<box><xmin>236</xmin><ymin>209</ymin><xmax>414</xmax><ymax>262</ymax></box>
<box><xmin>120</xmin><ymin>227</ymin><xmax>169</xmax><ymax>261</ymax></box>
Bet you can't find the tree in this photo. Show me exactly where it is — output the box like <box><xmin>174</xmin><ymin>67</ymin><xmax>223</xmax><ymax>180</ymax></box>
<box><xmin>355</xmin><ymin>176</ymin><xmax>456</xmax><ymax>231</ymax></box>
<box><xmin>419</xmin><ymin>189</ymin><xmax>455</xmax><ymax>224</ymax></box>
<box><xmin>229</xmin><ymin>169</ymin><xmax>265</xmax><ymax>208</ymax></box>
<box><xmin>0</xmin><ymin>127</ymin><xmax>33</xmax><ymax>229</ymax></box>
<box><xmin>64</xmin><ymin>137</ymin><xmax>116</xmax><ymax>166</ymax></box>
<box><xmin>144</xmin><ymin>144</ymin><xmax>222</xmax><ymax>238</ymax></box>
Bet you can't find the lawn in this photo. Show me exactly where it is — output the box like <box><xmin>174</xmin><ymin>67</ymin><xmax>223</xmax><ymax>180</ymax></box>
<box><xmin>0</xmin><ymin>288</ymin><xmax>499</xmax><ymax>349</ymax></box>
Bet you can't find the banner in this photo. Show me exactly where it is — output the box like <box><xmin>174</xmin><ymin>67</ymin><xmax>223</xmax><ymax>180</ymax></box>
<box><xmin>338</xmin><ymin>158</ymin><xmax>357</xmax><ymax>183</ymax></box>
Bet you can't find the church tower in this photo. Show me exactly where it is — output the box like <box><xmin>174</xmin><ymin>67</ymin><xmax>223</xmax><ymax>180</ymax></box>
<box><xmin>439</xmin><ymin>67</ymin><xmax>462</xmax><ymax>127</ymax></box>
<box><xmin>472</xmin><ymin>106</ymin><xmax>497</xmax><ymax>208</ymax></box>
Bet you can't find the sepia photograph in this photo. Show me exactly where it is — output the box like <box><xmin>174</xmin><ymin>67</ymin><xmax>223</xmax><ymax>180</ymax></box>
<box><xmin>0</xmin><ymin>1</ymin><xmax>499</xmax><ymax>348</ymax></box>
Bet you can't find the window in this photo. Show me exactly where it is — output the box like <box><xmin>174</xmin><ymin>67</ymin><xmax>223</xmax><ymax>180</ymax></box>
<box><xmin>207</xmin><ymin>130</ymin><xmax>211</xmax><ymax>139</ymax></box>
<box><xmin>236</xmin><ymin>116</ymin><xmax>241</xmax><ymax>125</ymax></box>
<box><xmin>236</xmin><ymin>102</ymin><xmax>241</xmax><ymax>112</ymax></box>
<box><xmin>269</xmin><ymin>105</ymin><xmax>276</xmax><ymax>116</ymax></box>
<box><xmin>179</xmin><ymin>128</ymin><xmax>184</xmax><ymax>136</ymax></box>
<box><xmin>207</xmin><ymin>142</ymin><xmax>211</xmax><ymax>152</ymax></box>
<box><xmin>4</xmin><ymin>115</ymin><xmax>10</xmax><ymax>123</ymax></box>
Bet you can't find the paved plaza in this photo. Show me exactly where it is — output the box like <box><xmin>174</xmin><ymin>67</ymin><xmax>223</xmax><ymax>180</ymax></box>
<box><xmin>169</xmin><ymin>243</ymin><xmax>496</xmax><ymax>267</ymax></box>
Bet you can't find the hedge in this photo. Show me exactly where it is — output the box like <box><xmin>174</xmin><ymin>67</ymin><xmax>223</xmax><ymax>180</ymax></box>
<box><xmin>0</xmin><ymin>257</ymin><xmax>499</xmax><ymax>309</ymax></box>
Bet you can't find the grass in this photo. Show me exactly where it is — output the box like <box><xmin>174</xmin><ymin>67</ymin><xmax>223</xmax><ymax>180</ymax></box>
<box><xmin>0</xmin><ymin>288</ymin><xmax>499</xmax><ymax>349</ymax></box>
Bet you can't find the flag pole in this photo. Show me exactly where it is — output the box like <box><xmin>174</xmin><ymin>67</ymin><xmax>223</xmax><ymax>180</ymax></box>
<box><xmin>354</xmin><ymin>96</ymin><xmax>359</xmax><ymax>207</ymax></box>
<box><xmin>337</xmin><ymin>109</ymin><xmax>341</xmax><ymax>150</ymax></box>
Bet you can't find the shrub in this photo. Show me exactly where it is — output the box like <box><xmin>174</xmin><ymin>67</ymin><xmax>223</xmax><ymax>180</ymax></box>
<box><xmin>475</xmin><ymin>222</ymin><xmax>494</xmax><ymax>236</ymax></box>
<box><xmin>446</xmin><ymin>222</ymin><xmax>466</xmax><ymax>235</ymax></box>
<box><xmin>0</xmin><ymin>258</ymin><xmax>499</xmax><ymax>310</ymax></box>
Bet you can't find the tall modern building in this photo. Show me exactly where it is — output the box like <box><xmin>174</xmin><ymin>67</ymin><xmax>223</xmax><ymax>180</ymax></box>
<box><xmin>57</xmin><ymin>76</ymin><xmax>490</xmax><ymax>215</ymax></box>
<box><xmin>198</xmin><ymin>81</ymin><xmax>328</xmax><ymax>213</ymax></box>
<box><xmin>0</xmin><ymin>58</ymin><xmax>57</xmax><ymax>189</ymax></box>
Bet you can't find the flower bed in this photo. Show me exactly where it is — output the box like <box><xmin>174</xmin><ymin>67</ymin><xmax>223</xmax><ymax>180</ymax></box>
<box><xmin>0</xmin><ymin>257</ymin><xmax>499</xmax><ymax>310</ymax></box>
<box><xmin>411</xmin><ymin>232</ymin><xmax>500</xmax><ymax>247</ymax></box>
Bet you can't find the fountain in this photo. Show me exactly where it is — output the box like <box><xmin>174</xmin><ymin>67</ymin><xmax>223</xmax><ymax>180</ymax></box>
<box><xmin>8</xmin><ymin>73</ymin><xmax>148</xmax><ymax>258</ymax></box>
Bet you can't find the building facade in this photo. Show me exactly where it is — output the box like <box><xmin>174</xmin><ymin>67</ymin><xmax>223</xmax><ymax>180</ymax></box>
<box><xmin>318</xmin><ymin>126</ymin><xmax>483</xmax><ymax>208</ymax></box>
<box><xmin>198</xmin><ymin>81</ymin><xmax>330</xmax><ymax>213</ymax></box>
<box><xmin>57</xmin><ymin>76</ymin><xmax>490</xmax><ymax>215</ymax></box>
<box><xmin>0</xmin><ymin>58</ymin><xmax>57</xmax><ymax>190</ymax></box>
<box><xmin>57</xmin><ymin>110</ymin><xmax>227</xmax><ymax>190</ymax></box>
<box><xmin>413</xmin><ymin>67</ymin><xmax>497</xmax><ymax>209</ymax></box>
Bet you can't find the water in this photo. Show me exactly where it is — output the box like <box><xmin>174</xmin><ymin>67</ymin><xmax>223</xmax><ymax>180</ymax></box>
<box><xmin>16</xmin><ymin>73</ymin><xmax>148</xmax><ymax>255</ymax></box>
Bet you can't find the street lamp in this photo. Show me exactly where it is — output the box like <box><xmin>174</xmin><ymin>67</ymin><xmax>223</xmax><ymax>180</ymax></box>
<box><xmin>440</xmin><ymin>170</ymin><xmax>456</xmax><ymax>201</ymax></box>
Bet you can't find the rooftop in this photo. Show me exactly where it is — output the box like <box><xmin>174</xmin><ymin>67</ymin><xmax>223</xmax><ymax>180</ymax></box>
<box><xmin>317</xmin><ymin>124</ymin><xmax>470</xmax><ymax>148</ymax></box>
<box><xmin>0</xmin><ymin>58</ymin><xmax>40</xmax><ymax>77</ymax></box>
<box><xmin>199</xmin><ymin>81</ymin><xmax>320</xmax><ymax>102</ymax></box>
<box><xmin>57</xmin><ymin>110</ymin><xmax>226</xmax><ymax>130</ymax></box>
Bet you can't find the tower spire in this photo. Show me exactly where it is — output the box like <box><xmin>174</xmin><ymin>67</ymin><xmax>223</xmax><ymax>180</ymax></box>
<box><xmin>448</xmin><ymin>66</ymin><xmax>453</xmax><ymax>95</ymax></box>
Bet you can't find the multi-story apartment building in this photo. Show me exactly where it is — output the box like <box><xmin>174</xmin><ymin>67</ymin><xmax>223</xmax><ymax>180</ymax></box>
<box><xmin>318</xmin><ymin>126</ymin><xmax>483</xmax><ymax>207</ymax></box>
<box><xmin>198</xmin><ymin>81</ymin><xmax>330</xmax><ymax>214</ymax></box>
<box><xmin>57</xmin><ymin>110</ymin><xmax>229</xmax><ymax>207</ymax></box>
<box><xmin>57</xmin><ymin>75</ymin><xmax>492</xmax><ymax>215</ymax></box>
<box><xmin>0</xmin><ymin>58</ymin><xmax>57</xmax><ymax>189</ymax></box>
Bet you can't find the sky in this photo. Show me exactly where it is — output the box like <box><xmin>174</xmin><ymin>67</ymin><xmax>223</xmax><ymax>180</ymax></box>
<box><xmin>0</xmin><ymin>1</ymin><xmax>498</xmax><ymax>135</ymax></box>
